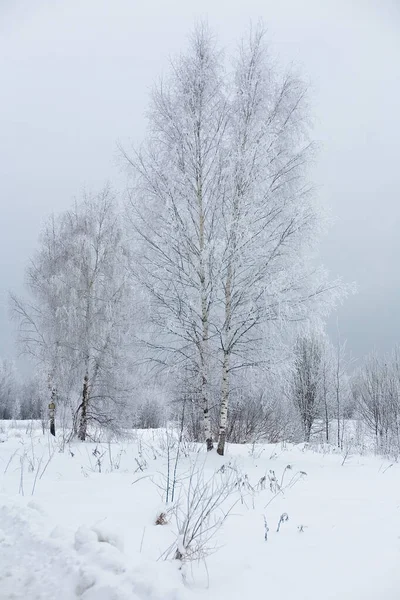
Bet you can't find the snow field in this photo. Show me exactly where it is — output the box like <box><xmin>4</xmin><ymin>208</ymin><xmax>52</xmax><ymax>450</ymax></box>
<box><xmin>1</xmin><ymin>422</ymin><xmax>400</xmax><ymax>599</ymax></box>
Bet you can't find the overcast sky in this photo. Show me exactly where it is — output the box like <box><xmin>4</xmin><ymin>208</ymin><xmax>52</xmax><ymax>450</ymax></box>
<box><xmin>1</xmin><ymin>0</ymin><xmax>399</xmax><ymax>370</ymax></box>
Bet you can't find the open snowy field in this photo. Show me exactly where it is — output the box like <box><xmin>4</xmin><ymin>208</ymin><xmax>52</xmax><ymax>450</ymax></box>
<box><xmin>1</xmin><ymin>421</ymin><xmax>400</xmax><ymax>600</ymax></box>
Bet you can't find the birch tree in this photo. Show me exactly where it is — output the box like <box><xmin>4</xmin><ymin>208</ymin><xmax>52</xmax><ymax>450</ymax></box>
<box><xmin>11</xmin><ymin>187</ymin><xmax>132</xmax><ymax>440</ymax></box>
<box><xmin>215</xmin><ymin>27</ymin><xmax>343</xmax><ymax>454</ymax></box>
<box><xmin>332</xmin><ymin>329</ymin><xmax>353</xmax><ymax>448</ymax></box>
<box><xmin>123</xmin><ymin>24</ymin><xmax>228</xmax><ymax>450</ymax></box>
<box><xmin>320</xmin><ymin>340</ymin><xmax>334</xmax><ymax>443</ymax></box>
<box><xmin>19</xmin><ymin>375</ymin><xmax>44</xmax><ymax>421</ymax></box>
<box><xmin>291</xmin><ymin>333</ymin><xmax>324</xmax><ymax>442</ymax></box>
<box><xmin>0</xmin><ymin>359</ymin><xmax>18</xmax><ymax>420</ymax></box>
<box><xmin>123</xmin><ymin>23</ymin><xmax>346</xmax><ymax>454</ymax></box>
<box><xmin>354</xmin><ymin>348</ymin><xmax>400</xmax><ymax>453</ymax></box>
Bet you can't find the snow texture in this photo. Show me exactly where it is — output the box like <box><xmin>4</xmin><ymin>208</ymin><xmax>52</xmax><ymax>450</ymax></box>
<box><xmin>1</xmin><ymin>422</ymin><xmax>400</xmax><ymax>599</ymax></box>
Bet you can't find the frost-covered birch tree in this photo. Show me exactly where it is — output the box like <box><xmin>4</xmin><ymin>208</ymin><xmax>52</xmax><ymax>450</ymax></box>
<box><xmin>123</xmin><ymin>24</ymin><xmax>228</xmax><ymax>451</ymax></box>
<box><xmin>331</xmin><ymin>325</ymin><xmax>354</xmax><ymax>448</ymax></box>
<box><xmin>123</xmin><ymin>23</ymin><xmax>346</xmax><ymax>454</ymax></box>
<box><xmin>320</xmin><ymin>339</ymin><xmax>334</xmax><ymax>443</ymax></box>
<box><xmin>11</xmin><ymin>187</ymin><xmax>132</xmax><ymax>440</ymax></box>
<box><xmin>291</xmin><ymin>333</ymin><xmax>324</xmax><ymax>442</ymax></box>
<box><xmin>215</xmin><ymin>27</ymin><xmax>343</xmax><ymax>455</ymax></box>
<box><xmin>0</xmin><ymin>359</ymin><xmax>18</xmax><ymax>420</ymax></box>
<box><xmin>353</xmin><ymin>347</ymin><xmax>400</xmax><ymax>453</ymax></box>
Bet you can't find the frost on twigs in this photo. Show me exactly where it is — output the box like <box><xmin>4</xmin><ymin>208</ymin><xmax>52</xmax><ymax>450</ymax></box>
<box><xmin>161</xmin><ymin>459</ymin><xmax>238</xmax><ymax>564</ymax></box>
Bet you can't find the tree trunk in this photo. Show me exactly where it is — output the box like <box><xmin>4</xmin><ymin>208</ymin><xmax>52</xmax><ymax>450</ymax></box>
<box><xmin>217</xmin><ymin>252</ymin><xmax>233</xmax><ymax>456</ymax></box>
<box><xmin>217</xmin><ymin>351</ymin><xmax>229</xmax><ymax>455</ymax></box>
<box><xmin>304</xmin><ymin>421</ymin><xmax>311</xmax><ymax>443</ymax></box>
<box><xmin>49</xmin><ymin>386</ymin><xmax>56</xmax><ymax>437</ymax></box>
<box><xmin>200</xmin><ymin>294</ymin><xmax>212</xmax><ymax>450</ymax></box>
<box><xmin>78</xmin><ymin>373</ymin><xmax>89</xmax><ymax>441</ymax></box>
<box><xmin>201</xmin><ymin>364</ymin><xmax>213</xmax><ymax>451</ymax></box>
<box><xmin>217</xmin><ymin>144</ymin><xmax>239</xmax><ymax>455</ymax></box>
<box><xmin>323</xmin><ymin>372</ymin><xmax>329</xmax><ymax>443</ymax></box>
<box><xmin>336</xmin><ymin>335</ymin><xmax>341</xmax><ymax>448</ymax></box>
<box><xmin>324</xmin><ymin>410</ymin><xmax>329</xmax><ymax>443</ymax></box>
<box><xmin>197</xmin><ymin>127</ymin><xmax>213</xmax><ymax>452</ymax></box>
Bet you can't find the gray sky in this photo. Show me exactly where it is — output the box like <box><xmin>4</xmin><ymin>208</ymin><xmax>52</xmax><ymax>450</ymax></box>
<box><xmin>1</xmin><ymin>0</ymin><xmax>399</xmax><ymax>369</ymax></box>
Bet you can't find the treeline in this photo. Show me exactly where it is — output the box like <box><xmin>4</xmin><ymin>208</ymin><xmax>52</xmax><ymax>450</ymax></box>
<box><xmin>5</xmin><ymin>338</ymin><xmax>400</xmax><ymax>458</ymax></box>
<box><xmin>0</xmin><ymin>361</ymin><xmax>42</xmax><ymax>421</ymax></box>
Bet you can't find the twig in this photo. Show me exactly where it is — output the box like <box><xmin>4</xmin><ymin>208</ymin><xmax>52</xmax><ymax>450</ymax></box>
<box><xmin>31</xmin><ymin>455</ymin><xmax>44</xmax><ymax>495</ymax></box>
<box><xmin>139</xmin><ymin>527</ymin><xmax>146</xmax><ymax>553</ymax></box>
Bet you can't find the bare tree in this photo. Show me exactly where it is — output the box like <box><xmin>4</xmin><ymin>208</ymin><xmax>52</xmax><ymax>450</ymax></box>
<box><xmin>354</xmin><ymin>348</ymin><xmax>400</xmax><ymax>454</ymax></box>
<box><xmin>332</xmin><ymin>324</ymin><xmax>353</xmax><ymax>448</ymax></box>
<box><xmin>291</xmin><ymin>333</ymin><xmax>324</xmax><ymax>442</ymax></box>
<box><xmin>122</xmin><ymin>23</ymin><xmax>347</xmax><ymax>455</ymax></box>
<box><xmin>215</xmin><ymin>26</ymin><xmax>344</xmax><ymax>454</ymax></box>
<box><xmin>11</xmin><ymin>187</ymin><xmax>132</xmax><ymax>440</ymax></box>
<box><xmin>0</xmin><ymin>359</ymin><xmax>18</xmax><ymax>419</ymax></box>
<box><xmin>122</xmin><ymin>24</ymin><xmax>228</xmax><ymax>451</ymax></box>
<box><xmin>19</xmin><ymin>375</ymin><xmax>43</xmax><ymax>421</ymax></box>
<box><xmin>320</xmin><ymin>341</ymin><xmax>333</xmax><ymax>443</ymax></box>
<box><xmin>354</xmin><ymin>355</ymin><xmax>384</xmax><ymax>443</ymax></box>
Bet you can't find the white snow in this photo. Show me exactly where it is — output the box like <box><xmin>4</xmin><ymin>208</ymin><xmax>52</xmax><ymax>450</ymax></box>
<box><xmin>1</xmin><ymin>422</ymin><xmax>400</xmax><ymax>599</ymax></box>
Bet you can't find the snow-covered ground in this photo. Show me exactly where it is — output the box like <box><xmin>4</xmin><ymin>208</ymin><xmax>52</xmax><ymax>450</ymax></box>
<box><xmin>0</xmin><ymin>421</ymin><xmax>400</xmax><ymax>600</ymax></box>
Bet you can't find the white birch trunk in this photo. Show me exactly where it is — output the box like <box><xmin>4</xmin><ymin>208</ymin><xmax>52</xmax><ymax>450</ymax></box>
<box><xmin>197</xmin><ymin>96</ymin><xmax>213</xmax><ymax>451</ymax></box>
<box><xmin>217</xmin><ymin>350</ymin><xmax>230</xmax><ymax>455</ymax></box>
<box><xmin>336</xmin><ymin>337</ymin><xmax>341</xmax><ymax>448</ymax></box>
<box><xmin>217</xmin><ymin>258</ymin><xmax>233</xmax><ymax>455</ymax></box>
<box><xmin>78</xmin><ymin>371</ymin><xmax>89</xmax><ymax>441</ymax></box>
<box><xmin>200</xmin><ymin>219</ymin><xmax>213</xmax><ymax>450</ymax></box>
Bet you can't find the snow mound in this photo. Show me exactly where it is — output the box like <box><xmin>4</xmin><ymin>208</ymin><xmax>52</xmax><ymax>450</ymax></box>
<box><xmin>0</xmin><ymin>500</ymin><xmax>80</xmax><ymax>599</ymax></box>
<box><xmin>0</xmin><ymin>496</ymin><xmax>187</xmax><ymax>600</ymax></box>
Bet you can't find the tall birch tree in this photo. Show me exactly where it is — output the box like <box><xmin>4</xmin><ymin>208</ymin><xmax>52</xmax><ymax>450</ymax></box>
<box><xmin>215</xmin><ymin>27</ymin><xmax>342</xmax><ymax>454</ymax></box>
<box><xmin>123</xmin><ymin>24</ymin><xmax>228</xmax><ymax>450</ymax></box>
<box><xmin>123</xmin><ymin>23</ymin><xmax>346</xmax><ymax>454</ymax></box>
